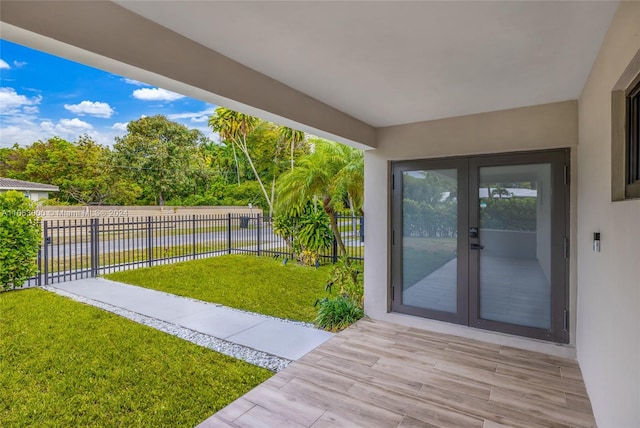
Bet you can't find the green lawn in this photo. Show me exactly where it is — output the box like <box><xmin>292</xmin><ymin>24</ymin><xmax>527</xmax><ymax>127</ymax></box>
<box><xmin>402</xmin><ymin>236</ymin><xmax>457</xmax><ymax>289</ymax></box>
<box><xmin>0</xmin><ymin>289</ymin><xmax>271</xmax><ymax>427</ymax></box>
<box><xmin>262</xmin><ymin>245</ymin><xmax>364</xmax><ymax>265</ymax></box>
<box><xmin>105</xmin><ymin>255</ymin><xmax>335</xmax><ymax>323</ymax></box>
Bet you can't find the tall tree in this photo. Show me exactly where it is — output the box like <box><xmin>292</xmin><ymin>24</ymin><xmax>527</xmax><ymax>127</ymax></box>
<box><xmin>278</xmin><ymin>126</ymin><xmax>306</xmax><ymax>171</ymax></box>
<box><xmin>0</xmin><ymin>136</ymin><xmax>140</xmax><ymax>205</ymax></box>
<box><xmin>65</xmin><ymin>136</ymin><xmax>141</xmax><ymax>205</ymax></box>
<box><xmin>275</xmin><ymin>139</ymin><xmax>364</xmax><ymax>256</ymax></box>
<box><xmin>1</xmin><ymin>137</ymin><xmax>77</xmax><ymax>190</ymax></box>
<box><xmin>209</xmin><ymin>107</ymin><xmax>277</xmax><ymax>217</ymax></box>
<box><xmin>113</xmin><ymin>115</ymin><xmax>205</xmax><ymax>206</ymax></box>
<box><xmin>334</xmin><ymin>145</ymin><xmax>364</xmax><ymax>216</ymax></box>
<box><xmin>208</xmin><ymin>109</ymin><xmax>254</xmax><ymax>186</ymax></box>
<box><xmin>202</xmin><ymin>141</ymin><xmax>247</xmax><ymax>186</ymax></box>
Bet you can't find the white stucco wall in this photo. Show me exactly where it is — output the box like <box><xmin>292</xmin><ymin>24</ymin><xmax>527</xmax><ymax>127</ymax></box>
<box><xmin>362</xmin><ymin>3</ymin><xmax>640</xmax><ymax>424</ymax></box>
<box><xmin>364</xmin><ymin>100</ymin><xmax>579</xmax><ymax>356</ymax></box>
<box><xmin>575</xmin><ymin>2</ymin><xmax>640</xmax><ymax>427</ymax></box>
<box><xmin>29</xmin><ymin>191</ymin><xmax>48</xmax><ymax>202</ymax></box>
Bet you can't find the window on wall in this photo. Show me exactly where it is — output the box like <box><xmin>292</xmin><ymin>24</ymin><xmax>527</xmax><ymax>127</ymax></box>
<box><xmin>627</xmin><ymin>79</ymin><xmax>640</xmax><ymax>194</ymax></box>
<box><xmin>612</xmin><ymin>48</ymin><xmax>640</xmax><ymax>201</ymax></box>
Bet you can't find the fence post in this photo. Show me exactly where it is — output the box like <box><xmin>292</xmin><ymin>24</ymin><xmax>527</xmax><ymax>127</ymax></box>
<box><xmin>257</xmin><ymin>214</ymin><xmax>261</xmax><ymax>256</ymax></box>
<box><xmin>192</xmin><ymin>215</ymin><xmax>197</xmax><ymax>260</ymax></box>
<box><xmin>332</xmin><ymin>235</ymin><xmax>338</xmax><ymax>264</ymax></box>
<box><xmin>147</xmin><ymin>216</ymin><xmax>153</xmax><ymax>267</ymax></box>
<box><xmin>36</xmin><ymin>249</ymin><xmax>42</xmax><ymax>287</ymax></box>
<box><xmin>43</xmin><ymin>220</ymin><xmax>49</xmax><ymax>285</ymax></box>
<box><xmin>96</xmin><ymin>219</ymin><xmax>101</xmax><ymax>276</ymax></box>
<box><xmin>360</xmin><ymin>215</ymin><xmax>364</xmax><ymax>243</ymax></box>
<box><xmin>90</xmin><ymin>218</ymin><xmax>99</xmax><ymax>277</ymax></box>
<box><xmin>227</xmin><ymin>213</ymin><xmax>232</xmax><ymax>254</ymax></box>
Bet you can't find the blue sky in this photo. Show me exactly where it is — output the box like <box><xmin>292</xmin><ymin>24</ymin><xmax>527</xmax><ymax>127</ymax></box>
<box><xmin>0</xmin><ymin>39</ymin><xmax>217</xmax><ymax>148</ymax></box>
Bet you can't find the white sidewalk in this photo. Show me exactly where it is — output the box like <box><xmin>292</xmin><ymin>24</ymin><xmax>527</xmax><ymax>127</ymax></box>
<box><xmin>47</xmin><ymin>278</ymin><xmax>333</xmax><ymax>364</ymax></box>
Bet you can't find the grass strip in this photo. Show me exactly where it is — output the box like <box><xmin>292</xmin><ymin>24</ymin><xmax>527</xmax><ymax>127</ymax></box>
<box><xmin>0</xmin><ymin>289</ymin><xmax>272</xmax><ymax>427</ymax></box>
<box><xmin>105</xmin><ymin>254</ymin><xmax>335</xmax><ymax>323</ymax></box>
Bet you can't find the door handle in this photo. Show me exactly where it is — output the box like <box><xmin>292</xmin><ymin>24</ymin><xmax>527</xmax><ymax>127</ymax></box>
<box><xmin>470</xmin><ymin>243</ymin><xmax>484</xmax><ymax>250</ymax></box>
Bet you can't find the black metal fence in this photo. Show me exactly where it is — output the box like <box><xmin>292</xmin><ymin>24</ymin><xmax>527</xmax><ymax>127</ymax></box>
<box><xmin>25</xmin><ymin>213</ymin><xmax>364</xmax><ymax>286</ymax></box>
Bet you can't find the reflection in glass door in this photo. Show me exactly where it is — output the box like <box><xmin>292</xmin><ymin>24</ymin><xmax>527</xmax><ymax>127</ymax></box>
<box><xmin>392</xmin><ymin>159</ymin><xmax>469</xmax><ymax>325</ymax></box>
<box><xmin>477</xmin><ymin>164</ymin><xmax>552</xmax><ymax>330</ymax></box>
<box><xmin>401</xmin><ymin>169</ymin><xmax>458</xmax><ymax>313</ymax></box>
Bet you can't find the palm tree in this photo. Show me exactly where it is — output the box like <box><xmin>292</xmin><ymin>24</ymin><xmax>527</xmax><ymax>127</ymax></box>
<box><xmin>334</xmin><ymin>146</ymin><xmax>363</xmax><ymax>236</ymax></box>
<box><xmin>276</xmin><ymin>139</ymin><xmax>363</xmax><ymax>256</ymax></box>
<box><xmin>277</xmin><ymin>126</ymin><xmax>306</xmax><ymax>171</ymax></box>
<box><xmin>208</xmin><ymin>108</ymin><xmax>252</xmax><ymax>186</ymax></box>
<box><xmin>334</xmin><ymin>146</ymin><xmax>364</xmax><ymax>215</ymax></box>
<box><xmin>209</xmin><ymin>107</ymin><xmax>277</xmax><ymax>217</ymax></box>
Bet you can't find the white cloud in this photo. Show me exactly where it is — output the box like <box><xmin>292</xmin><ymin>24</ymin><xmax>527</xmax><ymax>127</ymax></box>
<box><xmin>37</xmin><ymin>118</ymin><xmax>93</xmax><ymax>138</ymax></box>
<box><xmin>1</xmin><ymin>118</ymin><xmax>112</xmax><ymax>148</ymax></box>
<box><xmin>64</xmin><ymin>100</ymin><xmax>114</xmax><ymax>118</ymax></box>
<box><xmin>38</xmin><ymin>121</ymin><xmax>56</xmax><ymax>133</ymax></box>
<box><xmin>0</xmin><ymin>87</ymin><xmax>42</xmax><ymax>115</ymax></box>
<box><xmin>112</xmin><ymin>122</ymin><xmax>129</xmax><ymax>131</ymax></box>
<box><xmin>167</xmin><ymin>107</ymin><xmax>215</xmax><ymax>124</ymax></box>
<box><xmin>191</xmin><ymin>116</ymin><xmax>210</xmax><ymax>123</ymax></box>
<box><xmin>121</xmin><ymin>78</ymin><xmax>149</xmax><ymax>86</ymax></box>
<box><xmin>1</xmin><ymin>125</ymin><xmax>44</xmax><ymax>147</ymax></box>
<box><xmin>0</xmin><ymin>59</ymin><xmax>10</xmax><ymax>69</ymax></box>
<box><xmin>58</xmin><ymin>118</ymin><xmax>93</xmax><ymax>130</ymax></box>
<box><xmin>132</xmin><ymin>87</ymin><xmax>184</xmax><ymax>102</ymax></box>
<box><xmin>23</xmin><ymin>106</ymin><xmax>40</xmax><ymax>114</ymax></box>
<box><xmin>13</xmin><ymin>60</ymin><xmax>27</xmax><ymax>68</ymax></box>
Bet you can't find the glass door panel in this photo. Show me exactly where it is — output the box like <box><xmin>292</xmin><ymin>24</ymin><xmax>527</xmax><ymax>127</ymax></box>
<box><xmin>477</xmin><ymin>164</ymin><xmax>552</xmax><ymax>329</ymax></box>
<box><xmin>401</xmin><ymin>169</ymin><xmax>458</xmax><ymax>313</ymax></box>
<box><xmin>392</xmin><ymin>150</ymin><xmax>568</xmax><ymax>342</ymax></box>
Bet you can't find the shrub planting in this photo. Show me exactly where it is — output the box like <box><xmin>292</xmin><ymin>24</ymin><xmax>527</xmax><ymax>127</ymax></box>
<box><xmin>0</xmin><ymin>191</ymin><xmax>41</xmax><ymax>291</ymax></box>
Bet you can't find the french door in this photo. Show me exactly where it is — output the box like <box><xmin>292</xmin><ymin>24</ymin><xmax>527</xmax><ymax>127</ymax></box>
<box><xmin>391</xmin><ymin>150</ymin><xmax>569</xmax><ymax>343</ymax></box>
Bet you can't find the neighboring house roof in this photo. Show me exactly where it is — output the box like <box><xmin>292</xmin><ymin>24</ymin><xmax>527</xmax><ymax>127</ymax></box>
<box><xmin>0</xmin><ymin>177</ymin><xmax>59</xmax><ymax>192</ymax></box>
<box><xmin>440</xmin><ymin>188</ymin><xmax>538</xmax><ymax>201</ymax></box>
<box><xmin>478</xmin><ymin>188</ymin><xmax>537</xmax><ymax>198</ymax></box>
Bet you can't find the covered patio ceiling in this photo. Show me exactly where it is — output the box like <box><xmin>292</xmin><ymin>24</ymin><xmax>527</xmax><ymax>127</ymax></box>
<box><xmin>0</xmin><ymin>1</ymin><xmax>618</xmax><ymax>148</ymax></box>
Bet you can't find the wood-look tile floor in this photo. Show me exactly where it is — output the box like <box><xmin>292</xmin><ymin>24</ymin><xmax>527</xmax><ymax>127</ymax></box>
<box><xmin>199</xmin><ymin>319</ymin><xmax>595</xmax><ymax>428</ymax></box>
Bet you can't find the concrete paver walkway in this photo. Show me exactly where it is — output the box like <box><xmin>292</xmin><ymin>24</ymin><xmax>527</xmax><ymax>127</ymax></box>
<box><xmin>49</xmin><ymin>278</ymin><xmax>333</xmax><ymax>362</ymax></box>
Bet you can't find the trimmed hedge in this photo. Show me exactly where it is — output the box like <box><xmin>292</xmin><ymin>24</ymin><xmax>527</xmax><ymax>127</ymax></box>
<box><xmin>0</xmin><ymin>191</ymin><xmax>41</xmax><ymax>291</ymax></box>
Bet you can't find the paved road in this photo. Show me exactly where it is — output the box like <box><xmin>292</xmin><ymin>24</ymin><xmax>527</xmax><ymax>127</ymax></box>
<box><xmin>42</xmin><ymin>224</ymin><xmax>363</xmax><ymax>259</ymax></box>
<box><xmin>27</xmin><ymin>230</ymin><xmax>363</xmax><ymax>287</ymax></box>
<box><xmin>42</xmin><ymin>226</ymin><xmax>284</xmax><ymax>258</ymax></box>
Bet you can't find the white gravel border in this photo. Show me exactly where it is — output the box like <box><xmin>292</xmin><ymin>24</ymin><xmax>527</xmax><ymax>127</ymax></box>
<box><xmin>43</xmin><ymin>286</ymin><xmax>292</xmax><ymax>372</ymax></box>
